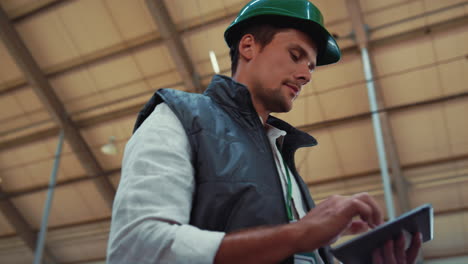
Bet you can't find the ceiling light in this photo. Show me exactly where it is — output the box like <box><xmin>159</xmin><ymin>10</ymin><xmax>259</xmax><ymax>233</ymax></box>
<box><xmin>209</xmin><ymin>50</ymin><xmax>220</xmax><ymax>74</ymax></box>
<box><xmin>101</xmin><ymin>136</ymin><xmax>118</xmax><ymax>156</ymax></box>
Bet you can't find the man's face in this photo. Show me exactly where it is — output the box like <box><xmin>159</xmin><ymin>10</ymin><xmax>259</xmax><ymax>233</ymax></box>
<box><xmin>247</xmin><ymin>29</ymin><xmax>318</xmax><ymax>113</ymax></box>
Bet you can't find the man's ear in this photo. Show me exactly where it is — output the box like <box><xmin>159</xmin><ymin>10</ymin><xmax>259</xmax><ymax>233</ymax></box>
<box><xmin>238</xmin><ymin>34</ymin><xmax>257</xmax><ymax>61</ymax></box>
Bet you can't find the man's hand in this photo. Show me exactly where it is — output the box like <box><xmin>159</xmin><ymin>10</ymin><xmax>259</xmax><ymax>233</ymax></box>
<box><xmin>372</xmin><ymin>232</ymin><xmax>422</xmax><ymax>264</ymax></box>
<box><xmin>292</xmin><ymin>192</ymin><xmax>383</xmax><ymax>252</ymax></box>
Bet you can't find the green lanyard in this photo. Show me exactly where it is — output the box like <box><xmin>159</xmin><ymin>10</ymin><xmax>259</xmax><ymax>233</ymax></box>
<box><xmin>281</xmin><ymin>154</ymin><xmax>294</xmax><ymax>222</ymax></box>
<box><xmin>282</xmin><ymin>154</ymin><xmax>319</xmax><ymax>263</ymax></box>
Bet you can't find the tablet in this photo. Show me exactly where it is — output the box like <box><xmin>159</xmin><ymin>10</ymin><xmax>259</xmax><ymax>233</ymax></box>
<box><xmin>331</xmin><ymin>204</ymin><xmax>434</xmax><ymax>264</ymax></box>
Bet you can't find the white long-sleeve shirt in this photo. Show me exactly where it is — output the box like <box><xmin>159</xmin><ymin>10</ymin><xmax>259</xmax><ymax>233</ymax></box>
<box><xmin>107</xmin><ymin>102</ymin><xmax>323</xmax><ymax>264</ymax></box>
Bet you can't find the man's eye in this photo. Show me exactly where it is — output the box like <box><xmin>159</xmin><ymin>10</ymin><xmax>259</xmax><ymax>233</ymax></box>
<box><xmin>290</xmin><ymin>52</ymin><xmax>299</xmax><ymax>62</ymax></box>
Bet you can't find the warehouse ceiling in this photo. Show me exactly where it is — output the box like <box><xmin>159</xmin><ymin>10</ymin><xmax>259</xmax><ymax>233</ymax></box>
<box><xmin>0</xmin><ymin>0</ymin><xmax>467</xmax><ymax>263</ymax></box>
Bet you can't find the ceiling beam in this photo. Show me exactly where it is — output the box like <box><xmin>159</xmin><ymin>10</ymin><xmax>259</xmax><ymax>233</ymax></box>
<box><xmin>145</xmin><ymin>0</ymin><xmax>203</xmax><ymax>93</ymax></box>
<box><xmin>0</xmin><ymin>187</ymin><xmax>57</xmax><ymax>263</ymax></box>
<box><xmin>0</xmin><ymin>5</ymin><xmax>115</xmax><ymax>209</ymax></box>
<box><xmin>2</xmin><ymin>149</ymin><xmax>468</xmax><ymax>202</ymax></box>
<box><xmin>9</xmin><ymin>0</ymin><xmax>69</xmax><ymax>22</ymax></box>
<box><xmin>2</xmin><ymin>85</ymin><xmax>468</xmax><ymax>154</ymax></box>
<box><xmin>346</xmin><ymin>0</ymin><xmax>411</xmax><ymax>214</ymax></box>
<box><xmin>1</xmin><ymin>8</ymin><xmax>466</xmax><ymax>96</ymax></box>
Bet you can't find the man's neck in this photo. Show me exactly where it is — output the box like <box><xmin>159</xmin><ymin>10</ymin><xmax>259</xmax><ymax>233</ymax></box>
<box><xmin>232</xmin><ymin>75</ymin><xmax>269</xmax><ymax>126</ymax></box>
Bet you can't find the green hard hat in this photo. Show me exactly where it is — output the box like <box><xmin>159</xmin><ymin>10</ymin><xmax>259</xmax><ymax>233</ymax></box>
<box><xmin>224</xmin><ymin>0</ymin><xmax>341</xmax><ymax>66</ymax></box>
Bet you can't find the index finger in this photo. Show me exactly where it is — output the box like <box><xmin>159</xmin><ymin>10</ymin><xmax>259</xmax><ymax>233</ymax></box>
<box><xmin>352</xmin><ymin>192</ymin><xmax>384</xmax><ymax>226</ymax></box>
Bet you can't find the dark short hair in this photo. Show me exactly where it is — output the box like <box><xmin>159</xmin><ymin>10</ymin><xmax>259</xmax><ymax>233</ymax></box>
<box><xmin>229</xmin><ymin>18</ymin><xmax>290</xmax><ymax>75</ymax></box>
<box><xmin>228</xmin><ymin>16</ymin><xmax>324</xmax><ymax>76</ymax></box>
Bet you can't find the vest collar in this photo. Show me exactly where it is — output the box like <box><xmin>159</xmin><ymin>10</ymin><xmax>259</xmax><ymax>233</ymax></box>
<box><xmin>205</xmin><ymin>75</ymin><xmax>318</xmax><ymax>149</ymax></box>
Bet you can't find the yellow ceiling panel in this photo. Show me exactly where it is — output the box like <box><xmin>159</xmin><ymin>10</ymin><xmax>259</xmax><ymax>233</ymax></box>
<box><xmin>390</xmin><ymin>105</ymin><xmax>452</xmax><ymax>164</ymax></box>
<box><xmin>312</xmin><ymin>53</ymin><xmax>365</xmax><ymax>92</ymax></box>
<box><xmin>56</xmin><ymin>153</ymin><xmax>87</xmax><ymax>180</ymax></box>
<box><xmin>443</xmin><ymin>98</ymin><xmax>468</xmax><ymax>156</ymax></box>
<box><xmin>0</xmin><ymin>156</ymin><xmax>83</xmax><ymax>193</ymax></box>
<box><xmin>423</xmin><ymin>213</ymin><xmax>466</xmax><ymax>258</ymax></box>
<box><xmin>0</xmin><ymin>115</ymin><xmax>31</xmax><ymax>134</ymax></box>
<box><xmin>317</xmin><ymin>83</ymin><xmax>369</xmax><ymax>120</ymax></box>
<box><xmin>88</xmin><ymin>55</ymin><xmax>143</xmax><ymax>93</ymax></box>
<box><xmin>183</xmin><ymin>22</ymin><xmax>229</xmax><ymax>63</ymax></box>
<box><xmin>42</xmin><ymin>136</ymin><xmax>73</xmax><ymax>155</ymax></box>
<box><xmin>303</xmin><ymin>95</ymin><xmax>327</xmax><ymax>124</ymax></box>
<box><xmin>58</xmin><ymin>0</ymin><xmax>122</xmax><ymax>55</ymax></box>
<box><xmin>0</xmin><ymin>166</ymin><xmax>33</xmax><ymax>192</ymax></box>
<box><xmin>0</xmin><ymin>212</ymin><xmax>14</xmax><ymax>236</ymax></box>
<box><xmin>165</xmin><ymin>0</ymin><xmax>202</xmax><ymax>26</ymax></box>
<box><xmin>276</xmin><ymin>94</ymin><xmax>327</xmax><ymax>128</ymax></box>
<box><xmin>133</xmin><ymin>45</ymin><xmax>175</xmax><ymax>77</ymax></box>
<box><xmin>49</xmin><ymin>237</ymin><xmax>107</xmax><ymax>263</ymax></box>
<box><xmin>298</xmin><ymin>129</ymin><xmax>344</xmax><ymax>182</ymax></box>
<box><xmin>100</xmin><ymin>79</ymin><xmax>150</xmax><ymax>103</ymax></box>
<box><xmin>11</xmin><ymin>191</ymin><xmax>57</xmax><ymax>229</ymax></box>
<box><xmin>0</xmin><ymin>247</ymin><xmax>33</xmax><ymax>264</ymax></box>
<box><xmin>50</xmin><ymin>68</ymin><xmax>97</xmax><ymax>102</ymax></box>
<box><xmin>380</xmin><ymin>66</ymin><xmax>443</xmax><ymax>107</ymax></box>
<box><xmin>410</xmin><ymin>182</ymin><xmax>464</xmax><ymax>213</ymax></box>
<box><xmin>330</xmin><ymin>119</ymin><xmax>380</xmax><ymax>174</ymax></box>
<box><xmin>373</xmin><ymin>34</ymin><xmax>436</xmax><ymax>76</ymax></box>
<box><xmin>406</xmin><ymin>160</ymin><xmax>464</xmax><ymax>184</ymax></box>
<box><xmin>8</xmin><ymin>140</ymin><xmax>54</xmax><ymax>165</ymax></box>
<box><xmin>314</xmin><ymin>0</ymin><xmax>349</xmax><ymax>23</ymax></box>
<box><xmin>47</xmin><ymin>184</ymin><xmax>107</xmax><ymax>227</ymax></box>
<box><xmin>461</xmin><ymin>180</ymin><xmax>468</xmax><ymax>208</ymax></box>
<box><xmin>165</xmin><ymin>0</ymin><xmax>232</xmax><ymax>27</ymax></box>
<box><xmin>282</xmin><ymin>95</ymin><xmax>307</xmax><ymax>127</ymax></box>
<box><xmin>65</xmin><ymin>93</ymin><xmax>105</xmax><ymax>114</ymax></box>
<box><xmin>81</xmin><ymin>120</ymin><xmax>130</xmax><ymax>147</ymax></box>
<box><xmin>438</xmin><ymin>59</ymin><xmax>468</xmax><ymax>96</ymax></box>
<box><xmin>423</xmin><ymin>0</ymin><xmax>467</xmax><ymax>25</ymax></box>
<box><xmin>146</xmin><ymin>71</ymin><xmax>184</xmax><ymax>90</ymax></box>
<box><xmin>11</xmin><ymin>87</ymin><xmax>44</xmax><ymax>113</ymax></box>
<box><xmin>194</xmin><ymin>0</ymin><xmax>227</xmax><ymax>24</ymax></box>
<box><xmin>0</xmin><ymin>0</ymin><xmax>53</xmax><ymax>18</ymax></box>
<box><xmin>274</xmin><ymin>93</ymin><xmax>325</xmax><ymax>125</ymax></box>
<box><xmin>110</xmin><ymin>173</ymin><xmax>121</xmax><ymax>189</ymax></box>
<box><xmin>15</xmin><ymin>5</ymin><xmax>80</xmax><ymax>69</ymax></box>
<box><xmin>105</xmin><ymin>0</ymin><xmax>157</xmax><ymax>41</ymax></box>
<box><xmin>359</xmin><ymin>0</ymin><xmax>410</xmax><ymax>13</ymax></box>
<box><xmin>71</xmin><ymin>92</ymin><xmax>149</xmax><ymax>121</ymax></box>
<box><xmin>0</xmin><ymin>119</ymin><xmax>55</xmax><ymax>144</ymax></box>
<box><xmin>366</xmin><ymin>1</ymin><xmax>426</xmax><ymax>40</ymax></box>
<box><xmin>0</xmin><ymin>94</ymin><xmax>26</xmax><ymax>121</ymax></box>
<box><xmin>26</xmin><ymin>110</ymin><xmax>50</xmax><ymax>123</ymax></box>
<box><xmin>432</xmin><ymin>25</ymin><xmax>468</xmax><ymax>61</ymax></box>
<box><xmin>23</xmin><ymin>158</ymin><xmax>57</xmax><ymax>185</ymax></box>
<box><xmin>0</xmin><ymin>42</ymin><xmax>23</xmax><ymax>84</ymax></box>
<box><xmin>71</xmin><ymin>181</ymin><xmax>112</xmax><ymax>218</ymax></box>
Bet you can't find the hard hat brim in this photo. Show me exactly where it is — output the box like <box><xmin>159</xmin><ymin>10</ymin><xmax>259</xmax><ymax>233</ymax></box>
<box><xmin>225</xmin><ymin>15</ymin><xmax>341</xmax><ymax>66</ymax></box>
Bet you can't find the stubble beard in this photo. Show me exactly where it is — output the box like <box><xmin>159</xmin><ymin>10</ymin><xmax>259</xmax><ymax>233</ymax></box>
<box><xmin>257</xmin><ymin>86</ymin><xmax>293</xmax><ymax>114</ymax></box>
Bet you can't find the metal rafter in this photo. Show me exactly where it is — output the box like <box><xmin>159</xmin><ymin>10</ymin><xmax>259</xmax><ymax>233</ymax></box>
<box><xmin>145</xmin><ymin>0</ymin><xmax>203</xmax><ymax>93</ymax></box>
<box><xmin>346</xmin><ymin>0</ymin><xmax>411</xmax><ymax>213</ymax></box>
<box><xmin>0</xmin><ymin>8</ymin><xmax>466</xmax><ymax>96</ymax></box>
<box><xmin>0</xmin><ymin>5</ymin><xmax>115</xmax><ymax>210</ymax></box>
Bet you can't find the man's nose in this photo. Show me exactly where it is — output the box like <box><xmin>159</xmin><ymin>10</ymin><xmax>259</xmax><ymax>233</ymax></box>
<box><xmin>295</xmin><ymin>63</ymin><xmax>311</xmax><ymax>85</ymax></box>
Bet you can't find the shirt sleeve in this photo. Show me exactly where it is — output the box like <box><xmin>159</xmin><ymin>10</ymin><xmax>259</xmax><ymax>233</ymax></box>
<box><xmin>107</xmin><ymin>103</ymin><xmax>225</xmax><ymax>264</ymax></box>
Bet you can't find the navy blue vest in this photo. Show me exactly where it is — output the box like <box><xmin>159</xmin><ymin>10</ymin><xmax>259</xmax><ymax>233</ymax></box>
<box><xmin>134</xmin><ymin>75</ymin><xmax>333</xmax><ymax>263</ymax></box>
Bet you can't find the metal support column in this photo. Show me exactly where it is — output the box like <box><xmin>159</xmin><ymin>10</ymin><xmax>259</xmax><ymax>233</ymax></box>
<box><xmin>33</xmin><ymin>131</ymin><xmax>64</xmax><ymax>264</ymax></box>
<box><xmin>360</xmin><ymin>48</ymin><xmax>396</xmax><ymax>219</ymax></box>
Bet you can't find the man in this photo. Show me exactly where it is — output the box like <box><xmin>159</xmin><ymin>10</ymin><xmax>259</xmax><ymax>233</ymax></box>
<box><xmin>107</xmin><ymin>0</ymin><xmax>421</xmax><ymax>263</ymax></box>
